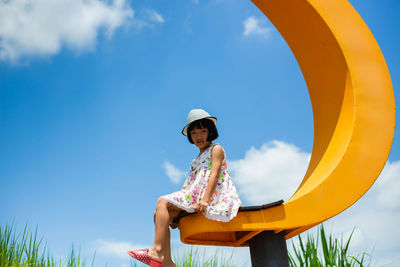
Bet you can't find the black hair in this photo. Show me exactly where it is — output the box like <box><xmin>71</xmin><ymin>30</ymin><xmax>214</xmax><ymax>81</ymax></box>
<box><xmin>187</xmin><ymin>118</ymin><xmax>219</xmax><ymax>144</ymax></box>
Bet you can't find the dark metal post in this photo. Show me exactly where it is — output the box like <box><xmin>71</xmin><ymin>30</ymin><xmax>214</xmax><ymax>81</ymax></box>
<box><xmin>249</xmin><ymin>231</ymin><xmax>289</xmax><ymax>267</ymax></box>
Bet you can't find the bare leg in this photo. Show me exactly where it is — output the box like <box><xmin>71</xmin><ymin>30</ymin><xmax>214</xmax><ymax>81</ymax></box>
<box><xmin>149</xmin><ymin>198</ymin><xmax>169</xmax><ymax>261</ymax></box>
<box><xmin>163</xmin><ymin>207</ymin><xmax>181</xmax><ymax>265</ymax></box>
<box><xmin>149</xmin><ymin>198</ymin><xmax>182</xmax><ymax>266</ymax></box>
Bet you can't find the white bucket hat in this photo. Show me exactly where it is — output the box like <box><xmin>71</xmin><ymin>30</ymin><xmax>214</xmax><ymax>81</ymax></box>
<box><xmin>182</xmin><ymin>109</ymin><xmax>217</xmax><ymax>136</ymax></box>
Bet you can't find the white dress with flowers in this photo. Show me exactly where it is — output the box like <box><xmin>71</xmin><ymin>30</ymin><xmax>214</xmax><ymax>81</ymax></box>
<box><xmin>161</xmin><ymin>143</ymin><xmax>241</xmax><ymax>222</ymax></box>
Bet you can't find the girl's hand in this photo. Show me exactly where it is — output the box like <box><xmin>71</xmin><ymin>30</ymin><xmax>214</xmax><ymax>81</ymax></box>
<box><xmin>194</xmin><ymin>200</ymin><xmax>209</xmax><ymax>213</ymax></box>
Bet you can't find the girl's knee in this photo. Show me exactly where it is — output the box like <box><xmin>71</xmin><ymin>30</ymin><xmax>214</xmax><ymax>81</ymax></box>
<box><xmin>156</xmin><ymin>197</ymin><xmax>168</xmax><ymax>209</ymax></box>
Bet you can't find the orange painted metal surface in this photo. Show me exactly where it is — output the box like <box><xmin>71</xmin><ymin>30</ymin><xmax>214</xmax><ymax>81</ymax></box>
<box><xmin>178</xmin><ymin>0</ymin><xmax>395</xmax><ymax>247</ymax></box>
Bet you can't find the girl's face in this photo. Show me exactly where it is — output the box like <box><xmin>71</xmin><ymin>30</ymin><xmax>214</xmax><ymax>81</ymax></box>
<box><xmin>190</xmin><ymin>127</ymin><xmax>211</xmax><ymax>150</ymax></box>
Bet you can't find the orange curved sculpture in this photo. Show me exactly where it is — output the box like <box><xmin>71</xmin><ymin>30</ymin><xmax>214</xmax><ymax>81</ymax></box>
<box><xmin>178</xmin><ymin>0</ymin><xmax>395</xmax><ymax>246</ymax></box>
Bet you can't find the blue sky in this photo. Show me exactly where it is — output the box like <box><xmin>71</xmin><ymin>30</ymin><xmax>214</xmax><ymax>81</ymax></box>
<box><xmin>1</xmin><ymin>0</ymin><xmax>399</xmax><ymax>266</ymax></box>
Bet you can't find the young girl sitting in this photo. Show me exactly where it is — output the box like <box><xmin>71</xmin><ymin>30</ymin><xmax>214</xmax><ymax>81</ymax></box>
<box><xmin>128</xmin><ymin>109</ymin><xmax>241</xmax><ymax>267</ymax></box>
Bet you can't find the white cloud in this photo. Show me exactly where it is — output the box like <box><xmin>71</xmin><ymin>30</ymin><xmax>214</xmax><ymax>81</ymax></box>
<box><xmin>130</xmin><ymin>8</ymin><xmax>165</xmax><ymax>32</ymax></box>
<box><xmin>143</xmin><ymin>9</ymin><xmax>164</xmax><ymax>23</ymax></box>
<box><xmin>376</xmin><ymin>160</ymin><xmax>400</xmax><ymax>210</ymax></box>
<box><xmin>229</xmin><ymin>140</ymin><xmax>310</xmax><ymax>204</ymax></box>
<box><xmin>243</xmin><ymin>16</ymin><xmax>273</xmax><ymax>38</ymax></box>
<box><xmin>0</xmin><ymin>0</ymin><xmax>164</xmax><ymax>63</ymax></box>
<box><xmin>162</xmin><ymin>160</ymin><xmax>187</xmax><ymax>184</ymax></box>
<box><xmin>90</xmin><ymin>239</ymin><xmax>148</xmax><ymax>259</ymax></box>
<box><xmin>0</xmin><ymin>0</ymin><xmax>133</xmax><ymax>62</ymax></box>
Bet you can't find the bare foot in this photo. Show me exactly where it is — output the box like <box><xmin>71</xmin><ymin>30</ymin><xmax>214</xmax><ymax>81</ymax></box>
<box><xmin>147</xmin><ymin>248</ymin><xmax>163</xmax><ymax>262</ymax></box>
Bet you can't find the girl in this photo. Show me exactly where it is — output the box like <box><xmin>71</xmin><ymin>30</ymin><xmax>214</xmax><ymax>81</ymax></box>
<box><xmin>128</xmin><ymin>109</ymin><xmax>241</xmax><ymax>267</ymax></box>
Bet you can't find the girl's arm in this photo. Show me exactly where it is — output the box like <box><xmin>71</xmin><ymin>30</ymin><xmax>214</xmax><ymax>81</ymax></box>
<box><xmin>202</xmin><ymin>145</ymin><xmax>225</xmax><ymax>203</ymax></box>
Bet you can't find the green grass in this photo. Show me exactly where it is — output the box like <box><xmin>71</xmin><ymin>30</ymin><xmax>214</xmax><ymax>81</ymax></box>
<box><xmin>288</xmin><ymin>225</ymin><xmax>371</xmax><ymax>267</ymax></box>
<box><xmin>1</xmin><ymin>223</ymin><xmax>371</xmax><ymax>266</ymax></box>
<box><xmin>172</xmin><ymin>246</ymin><xmax>236</xmax><ymax>267</ymax></box>
<box><xmin>0</xmin><ymin>223</ymin><xmax>93</xmax><ymax>267</ymax></box>
<box><xmin>0</xmin><ymin>223</ymin><xmax>237</xmax><ymax>267</ymax></box>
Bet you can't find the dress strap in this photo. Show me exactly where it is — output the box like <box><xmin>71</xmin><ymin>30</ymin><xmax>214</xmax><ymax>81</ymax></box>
<box><xmin>208</xmin><ymin>143</ymin><xmax>218</xmax><ymax>155</ymax></box>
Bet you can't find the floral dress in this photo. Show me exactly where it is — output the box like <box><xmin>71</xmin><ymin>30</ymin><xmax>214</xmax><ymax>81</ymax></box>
<box><xmin>161</xmin><ymin>143</ymin><xmax>241</xmax><ymax>222</ymax></box>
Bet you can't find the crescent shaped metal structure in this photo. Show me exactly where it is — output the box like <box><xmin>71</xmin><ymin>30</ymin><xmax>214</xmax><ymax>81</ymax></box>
<box><xmin>178</xmin><ymin>0</ymin><xmax>395</xmax><ymax>246</ymax></box>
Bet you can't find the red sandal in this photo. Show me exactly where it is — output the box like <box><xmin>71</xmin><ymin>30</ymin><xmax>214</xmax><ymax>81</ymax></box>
<box><xmin>127</xmin><ymin>248</ymin><xmax>163</xmax><ymax>267</ymax></box>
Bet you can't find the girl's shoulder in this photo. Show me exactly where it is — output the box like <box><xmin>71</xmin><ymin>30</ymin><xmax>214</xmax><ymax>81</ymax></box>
<box><xmin>212</xmin><ymin>143</ymin><xmax>223</xmax><ymax>150</ymax></box>
<box><xmin>211</xmin><ymin>143</ymin><xmax>226</xmax><ymax>158</ymax></box>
